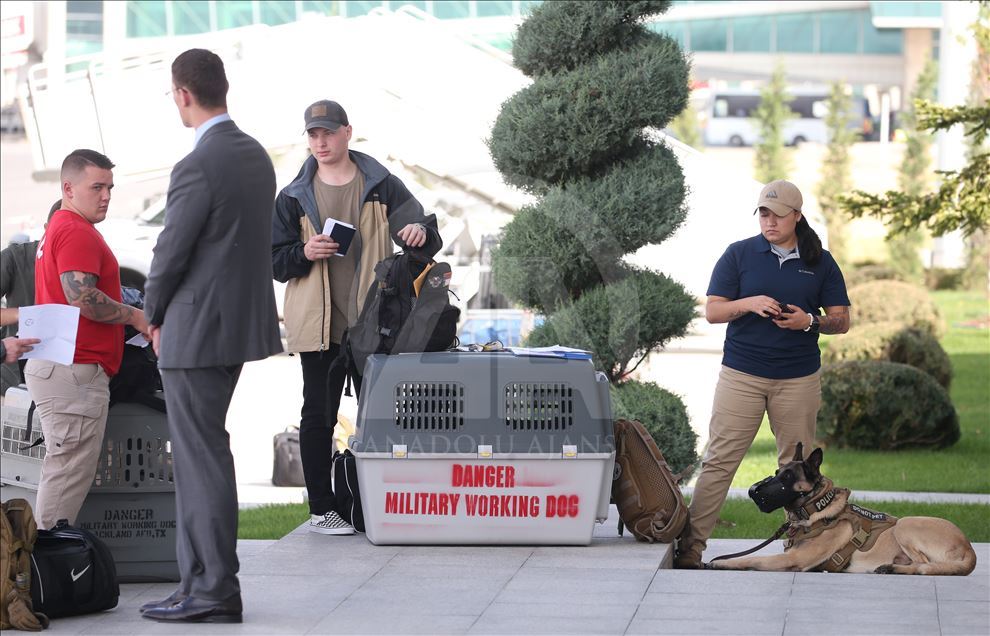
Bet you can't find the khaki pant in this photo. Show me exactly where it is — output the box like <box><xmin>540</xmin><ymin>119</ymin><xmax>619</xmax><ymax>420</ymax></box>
<box><xmin>24</xmin><ymin>359</ymin><xmax>109</xmax><ymax>530</ymax></box>
<box><xmin>685</xmin><ymin>365</ymin><xmax>821</xmax><ymax>550</ymax></box>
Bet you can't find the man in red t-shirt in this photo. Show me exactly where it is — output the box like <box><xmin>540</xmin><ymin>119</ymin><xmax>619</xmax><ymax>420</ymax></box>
<box><xmin>25</xmin><ymin>149</ymin><xmax>150</xmax><ymax>530</ymax></box>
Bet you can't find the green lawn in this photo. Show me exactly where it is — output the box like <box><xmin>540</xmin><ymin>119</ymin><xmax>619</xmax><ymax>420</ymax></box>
<box><xmin>731</xmin><ymin>290</ymin><xmax>990</xmax><ymax>494</ymax></box>
<box><xmin>710</xmin><ymin>498</ymin><xmax>990</xmax><ymax>543</ymax></box>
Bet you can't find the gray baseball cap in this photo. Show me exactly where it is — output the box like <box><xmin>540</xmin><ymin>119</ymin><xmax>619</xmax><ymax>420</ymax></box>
<box><xmin>304</xmin><ymin>100</ymin><xmax>349</xmax><ymax>133</ymax></box>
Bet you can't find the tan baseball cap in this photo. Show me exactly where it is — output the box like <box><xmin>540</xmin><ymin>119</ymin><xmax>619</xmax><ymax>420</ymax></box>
<box><xmin>755</xmin><ymin>180</ymin><xmax>803</xmax><ymax>217</ymax></box>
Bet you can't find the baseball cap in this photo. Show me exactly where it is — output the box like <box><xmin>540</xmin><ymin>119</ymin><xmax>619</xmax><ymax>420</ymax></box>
<box><xmin>755</xmin><ymin>180</ymin><xmax>803</xmax><ymax>217</ymax></box>
<box><xmin>304</xmin><ymin>100</ymin><xmax>349</xmax><ymax>133</ymax></box>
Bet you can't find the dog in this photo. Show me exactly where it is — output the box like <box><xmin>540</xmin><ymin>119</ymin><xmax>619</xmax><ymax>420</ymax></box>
<box><xmin>709</xmin><ymin>444</ymin><xmax>977</xmax><ymax>575</ymax></box>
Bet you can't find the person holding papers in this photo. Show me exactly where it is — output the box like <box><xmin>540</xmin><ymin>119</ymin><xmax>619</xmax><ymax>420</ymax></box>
<box><xmin>25</xmin><ymin>149</ymin><xmax>150</xmax><ymax>530</ymax></box>
<box><xmin>272</xmin><ymin>99</ymin><xmax>441</xmax><ymax>535</ymax></box>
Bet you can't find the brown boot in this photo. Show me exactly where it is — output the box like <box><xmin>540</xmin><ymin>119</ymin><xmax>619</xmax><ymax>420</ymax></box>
<box><xmin>673</xmin><ymin>540</ymin><xmax>703</xmax><ymax>569</ymax></box>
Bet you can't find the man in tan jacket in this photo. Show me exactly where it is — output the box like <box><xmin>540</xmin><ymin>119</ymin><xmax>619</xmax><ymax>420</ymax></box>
<box><xmin>272</xmin><ymin>100</ymin><xmax>441</xmax><ymax>534</ymax></box>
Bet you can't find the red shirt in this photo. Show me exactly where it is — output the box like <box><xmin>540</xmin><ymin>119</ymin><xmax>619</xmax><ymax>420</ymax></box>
<box><xmin>35</xmin><ymin>210</ymin><xmax>124</xmax><ymax>376</ymax></box>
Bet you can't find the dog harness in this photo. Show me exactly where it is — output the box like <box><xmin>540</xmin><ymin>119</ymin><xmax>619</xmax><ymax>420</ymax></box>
<box><xmin>784</xmin><ymin>480</ymin><xmax>899</xmax><ymax>572</ymax></box>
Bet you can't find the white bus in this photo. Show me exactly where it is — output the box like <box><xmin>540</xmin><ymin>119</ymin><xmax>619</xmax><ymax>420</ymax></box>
<box><xmin>703</xmin><ymin>88</ymin><xmax>873</xmax><ymax>147</ymax></box>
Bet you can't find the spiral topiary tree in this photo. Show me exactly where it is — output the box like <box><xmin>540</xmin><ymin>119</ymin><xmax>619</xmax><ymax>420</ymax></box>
<box><xmin>487</xmin><ymin>0</ymin><xmax>698</xmax><ymax>473</ymax></box>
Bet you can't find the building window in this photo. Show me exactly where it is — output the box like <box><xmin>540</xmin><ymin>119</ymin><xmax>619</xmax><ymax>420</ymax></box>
<box><xmin>127</xmin><ymin>1</ymin><xmax>167</xmax><ymax>38</ymax></box>
<box><xmin>730</xmin><ymin>16</ymin><xmax>772</xmax><ymax>53</ymax></box>
<box><xmin>173</xmin><ymin>1</ymin><xmax>211</xmax><ymax>35</ymax></box>
<box><xmin>216</xmin><ymin>1</ymin><xmax>255</xmax><ymax>29</ymax></box>
<box><xmin>67</xmin><ymin>0</ymin><xmax>104</xmax><ymax>56</ymax></box>
<box><xmin>652</xmin><ymin>21</ymin><xmax>687</xmax><ymax>50</ymax></box>
<box><xmin>775</xmin><ymin>13</ymin><xmax>814</xmax><ymax>53</ymax></box>
<box><xmin>476</xmin><ymin>1</ymin><xmax>513</xmax><ymax>17</ymax></box>
<box><xmin>862</xmin><ymin>20</ymin><xmax>902</xmax><ymax>54</ymax></box>
<box><xmin>344</xmin><ymin>1</ymin><xmax>384</xmax><ymax>17</ymax></box>
<box><xmin>260</xmin><ymin>1</ymin><xmax>297</xmax><ymax>25</ymax></box>
<box><xmin>301</xmin><ymin>1</ymin><xmax>336</xmax><ymax>15</ymax></box>
<box><xmin>689</xmin><ymin>19</ymin><xmax>727</xmax><ymax>52</ymax></box>
<box><xmin>819</xmin><ymin>10</ymin><xmax>860</xmax><ymax>54</ymax></box>
<box><xmin>434</xmin><ymin>1</ymin><xmax>471</xmax><ymax>19</ymax></box>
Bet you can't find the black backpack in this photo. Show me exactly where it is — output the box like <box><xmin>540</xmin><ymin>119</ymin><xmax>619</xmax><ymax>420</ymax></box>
<box><xmin>30</xmin><ymin>519</ymin><xmax>119</xmax><ymax>618</ymax></box>
<box><xmin>331</xmin><ymin>449</ymin><xmax>364</xmax><ymax>532</ymax></box>
<box><xmin>338</xmin><ymin>251</ymin><xmax>460</xmax><ymax>391</ymax></box>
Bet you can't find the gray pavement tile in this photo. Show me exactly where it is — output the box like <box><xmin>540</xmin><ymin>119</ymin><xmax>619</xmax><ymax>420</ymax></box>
<box><xmin>788</xmin><ymin>596</ymin><xmax>938</xmax><ymax>617</ymax></box>
<box><xmin>387</xmin><ymin>545</ymin><xmax>534</xmax><ymax>568</ymax></box>
<box><xmin>494</xmin><ymin>588</ymin><xmax>648</xmax><ymax>607</ymax></box>
<box><xmin>645</xmin><ymin>569</ymin><xmax>794</xmax><ymax>595</ymax></box>
<box><xmin>239</xmin><ymin>552</ymin><xmax>392</xmax><ymax>577</ymax></box>
<box><xmin>937</xmin><ymin>599</ymin><xmax>990</xmax><ymax>630</ymax></box>
<box><xmin>330</xmin><ymin>594</ymin><xmax>496</xmax><ymax>617</ymax></box>
<box><xmin>937</xmin><ymin>575</ymin><xmax>990</xmax><ymax>601</ymax></box>
<box><xmin>501</xmin><ymin>566</ymin><xmax>655</xmax><ymax>595</ymax></box>
<box><xmin>525</xmin><ymin>543</ymin><xmax>668</xmax><ymax>570</ymax></box>
<box><xmin>371</xmin><ymin>563</ymin><xmax>520</xmax><ymax>583</ymax></box>
<box><xmin>626</xmin><ymin>618</ymin><xmax>784</xmax><ymax>635</ymax></box>
<box><xmin>468</xmin><ymin>613</ymin><xmax>631</xmax><ymax>635</ymax></box>
<box><xmin>80</xmin><ymin>613</ymin><xmax>328</xmax><ymax>635</ymax></box>
<box><xmin>479</xmin><ymin>601</ymin><xmax>639</xmax><ymax>620</ymax></box>
<box><xmin>784</xmin><ymin>619</ymin><xmax>941</xmax><ymax>636</ymax></box>
<box><xmin>634</xmin><ymin>598</ymin><xmax>787</xmax><ymax>622</ymax></box>
<box><xmin>308</xmin><ymin>612</ymin><xmax>477</xmax><ymax>635</ymax></box>
<box><xmin>790</xmin><ymin>572</ymin><xmax>935</xmax><ymax>599</ymax></box>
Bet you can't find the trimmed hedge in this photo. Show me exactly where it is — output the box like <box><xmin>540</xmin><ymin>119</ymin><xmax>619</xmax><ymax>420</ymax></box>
<box><xmin>843</xmin><ymin>264</ymin><xmax>904</xmax><ymax>289</ymax></box>
<box><xmin>611</xmin><ymin>379</ymin><xmax>698</xmax><ymax>478</ymax></box>
<box><xmin>818</xmin><ymin>361</ymin><xmax>959</xmax><ymax>450</ymax></box>
<box><xmin>822</xmin><ymin>322</ymin><xmax>953</xmax><ymax>388</ymax></box>
<box><xmin>847</xmin><ymin>280</ymin><xmax>944</xmax><ymax>337</ymax></box>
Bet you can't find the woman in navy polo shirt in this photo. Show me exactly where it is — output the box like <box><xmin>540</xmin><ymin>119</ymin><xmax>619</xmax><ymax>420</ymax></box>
<box><xmin>675</xmin><ymin>180</ymin><xmax>850</xmax><ymax>569</ymax></box>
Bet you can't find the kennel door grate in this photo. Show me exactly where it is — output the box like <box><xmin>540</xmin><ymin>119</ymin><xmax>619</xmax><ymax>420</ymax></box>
<box><xmin>394</xmin><ymin>382</ymin><xmax>465</xmax><ymax>430</ymax></box>
<box><xmin>93</xmin><ymin>435</ymin><xmax>174</xmax><ymax>489</ymax></box>
<box><xmin>504</xmin><ymin>383</ymin><xmax>574</xmax><ymax>430</ymax></box>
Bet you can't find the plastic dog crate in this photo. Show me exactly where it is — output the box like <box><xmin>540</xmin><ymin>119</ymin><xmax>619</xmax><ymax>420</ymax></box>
<box><xmin>0</xmin><ymin>387</ymin><xmax>178</xmax><ymax>582</ymax></box>
<box><xmin>351</xmin><ymin>352</ymin><xmax>614</xmax><ymax>545</ymax></box>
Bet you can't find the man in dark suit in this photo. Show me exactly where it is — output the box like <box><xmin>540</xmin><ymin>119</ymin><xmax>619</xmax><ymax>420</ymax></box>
<box><xmin>141</xmin><ymin>48</ymin><xmax>282</xmax><ymax>624</ymax></box>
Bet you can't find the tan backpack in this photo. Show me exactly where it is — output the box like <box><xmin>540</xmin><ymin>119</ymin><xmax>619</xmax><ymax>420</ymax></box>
<box><xmin>1</xmin><ymin>499</ymin><xmax>48</xmax><ymax>631</ymax></box>
<box><xmin>612</xmin><ymin>419</ymin><xmax>689</xmax><ymax>543</ymax></box>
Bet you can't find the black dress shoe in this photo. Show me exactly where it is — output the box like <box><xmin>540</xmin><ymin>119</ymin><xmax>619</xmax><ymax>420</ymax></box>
<box><xmin>142</xmin><ymin>595</ymin><xmax>243</xmax><ymax>623</ymax></box>
<box><xmin>139</xmin><ymin>590</ymin><xmax>187</xmax><ymax>613</ymax></box>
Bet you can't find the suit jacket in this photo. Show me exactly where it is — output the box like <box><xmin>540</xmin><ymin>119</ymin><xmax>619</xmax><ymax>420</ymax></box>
<box><xmin>145</xmin><ymin>120</ymin><xmax>283</xmax><ymax>369</ymax></box>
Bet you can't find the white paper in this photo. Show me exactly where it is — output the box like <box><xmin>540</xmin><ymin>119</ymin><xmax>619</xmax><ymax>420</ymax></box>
<box><xmin>17</xmin><ymin>304</ymin><xmax>80</xmax><ymax>365</ymax></box>
<box><xmin>126</xmin><ymin>333</ymin><xmax>150</xmax><ymax>348</ymax></box>
<box><xmin>507</xmin><ymin>345</ymin><xmax>592</xmax><ymax>360</ymax></box>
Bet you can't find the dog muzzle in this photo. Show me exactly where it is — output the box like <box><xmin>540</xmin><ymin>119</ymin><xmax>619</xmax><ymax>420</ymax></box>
<box><xmin>748</xmin><ymin>472</ymin><xmax>801</xmax><ymax>513</ymax></box>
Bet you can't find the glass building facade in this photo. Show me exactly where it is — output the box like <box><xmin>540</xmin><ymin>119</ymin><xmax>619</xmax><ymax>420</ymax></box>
<box><xmin>652</xmin><ymin>8</ymin><xmax>903</xmax><ymax>55</ymax></box>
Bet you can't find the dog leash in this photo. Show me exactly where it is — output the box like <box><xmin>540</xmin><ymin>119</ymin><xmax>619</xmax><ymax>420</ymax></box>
<box><xmin>706</xmin><ymin>521</ymin><xmax>791</xmax><ymax>567</ymax></box>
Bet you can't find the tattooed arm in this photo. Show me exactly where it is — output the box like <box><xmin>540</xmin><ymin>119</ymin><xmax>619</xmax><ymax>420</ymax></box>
<box><xmin>706</xmin><ymin>294</ymin><xmax>784</xmax><ymax>323</ymax></box>
<box><xmin>60</xmin><ymin>271</ymin><xmax>150</xmax><ymax>334</ymax></box>
<box><xmin>819</xmin><ymin>305</ymin><xmax>850</xmax><ymax>335</ymax></box>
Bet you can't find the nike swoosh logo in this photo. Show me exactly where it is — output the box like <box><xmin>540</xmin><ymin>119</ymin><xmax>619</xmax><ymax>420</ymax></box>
<box><xmin>70</xmin><ymin>565</ymin><xmax>91</xmax><ymax>582</ymax></box>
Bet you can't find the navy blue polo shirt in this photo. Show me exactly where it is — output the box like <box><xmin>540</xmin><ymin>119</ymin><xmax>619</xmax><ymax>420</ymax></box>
<box><xmin>707</xmin><ymin>234</ymin><xmax>850</xmax><ymax>379</ymax></box>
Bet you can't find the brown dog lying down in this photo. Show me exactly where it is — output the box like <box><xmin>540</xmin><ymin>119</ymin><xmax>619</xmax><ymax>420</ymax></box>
<box><xmin>710</xmin><ymin>444</ymin><xmax>977</xmax><ymax>575</ymax></box>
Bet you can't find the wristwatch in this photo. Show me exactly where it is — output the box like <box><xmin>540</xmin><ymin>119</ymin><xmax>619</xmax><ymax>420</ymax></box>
<box><xmin>803</xmin><ymin>313</ymin><xmax>820</xmax><ymax>333</ymax></box>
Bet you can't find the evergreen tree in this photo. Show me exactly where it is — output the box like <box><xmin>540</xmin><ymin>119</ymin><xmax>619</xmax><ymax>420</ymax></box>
<box><xmin>888</xmin><ymin>58</ymin><xmax>938</xmax><ymax>284</ymax></box>
<box><xmin>753</xmin><ymin>64</ymin><xmax>793</xmax><ymax>183</ymax></box>
<box><xmin>487</xmin><ymin>0</ymin><xmax>698</xmax><ymax>473</ymax></box>
<box><xmin>962</xmin><ymin>2</ymin><xmax>990</xmax><ymax>293</ymax></box>
<box><xmin>814</xmin><ymin>81</ymin><xmax>855</xmax><ymax>267</ymax></box>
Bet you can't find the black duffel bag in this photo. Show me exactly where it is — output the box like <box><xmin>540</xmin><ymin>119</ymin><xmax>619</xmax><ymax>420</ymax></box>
<box><xmin>30</xmin><ymin>519</ymin><xmax>118</xmax><ymax>618</ymax></box>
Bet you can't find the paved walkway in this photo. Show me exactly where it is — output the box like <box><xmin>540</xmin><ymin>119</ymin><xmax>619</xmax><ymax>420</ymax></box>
<box><xmin>37</xmin><ymin>505</ymin><xmax>989</xmax><ymax>636</ymax></box>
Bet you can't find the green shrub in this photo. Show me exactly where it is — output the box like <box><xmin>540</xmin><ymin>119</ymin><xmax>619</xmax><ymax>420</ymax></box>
<box><xmin>818</xmin><ymin>361</ymin><xmax>959</xmax><ymax>450</ymax></box>
<box><xmin>847</xmin><ymin>280</ymin><xmax>944</xmax><ymax>337</ymax></box>
<box><xmin>611</xmin><ymin>380</ymin><xmax>698</xmax><ymax>477</ymax></box>
<box><xmin>822</xmin><ymin>322</ymin><xmax>953</xmax><ymax>388</ymax></box>
<box><xmin>926</xmin><ymin>267</ymin><xmax>965</xmax><ymax>291</ymax></box>
<box><xmin>843</xmin><ymin>264</ymin><xmax>904</xmax><ymax>289</ymax></box>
